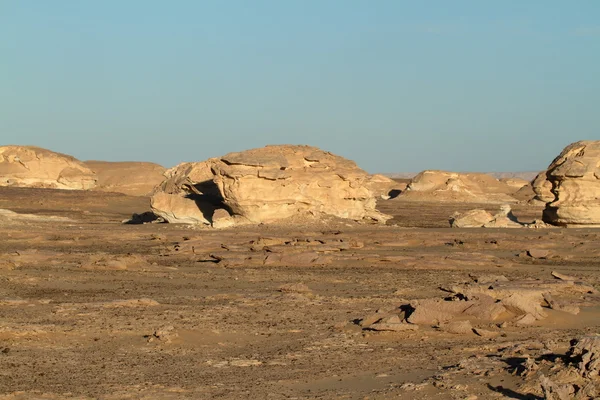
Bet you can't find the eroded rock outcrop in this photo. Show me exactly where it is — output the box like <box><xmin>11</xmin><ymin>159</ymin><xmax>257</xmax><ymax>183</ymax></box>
<box><xmin>85</xmin><ymin>161</ymin><xmax>166</xmax><ymax>196</ymax></box>
<box><xmin>0</xmin><ymin>146</ymin><xmax>96</xmax><ymax>190</ymax></box>
<box><xmin>151</xmin><ymin>145</ymin><xmax>390</xmax><ymax>226</ymax></box>
<box><xmin>542</xmin><ymin>141</ymin><xmax>600</xmax><ymax>227</ymax></box>
<box><xmin>532</xmin><ymin>170</ymin><xmax>554</xmax><ymax>203</ymax></box>
<box><xmin>400</xmin><ymin>170</ymin><xmax>519</xmax><ymax>203</ymax></box>
<box><xmin>360</xmin><ymin>273</ymin><xmax>598</xmax><ymax>334</ymax></box>
<box><xmin>450</xmin><ymin>205</ymin><xmax>524</xmax><ymax>228</ymax></box>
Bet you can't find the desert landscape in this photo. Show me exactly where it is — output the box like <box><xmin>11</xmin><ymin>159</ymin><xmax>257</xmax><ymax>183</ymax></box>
<box><xmin>0</xmin><ymin>142</ymin><xmax>599</xmax><ymax>399</ymax></box>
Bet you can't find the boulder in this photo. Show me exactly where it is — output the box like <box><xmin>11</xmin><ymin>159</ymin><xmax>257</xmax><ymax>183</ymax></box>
<box><xmin>543</xmin><ymin>141</ymin><xmax>600</xmax><ymax>227</ymax></box>
<box><xmin>450</xmin><ymin>205</ymin><xmax>523</xmax><ymax>228</ymax></box>
<box><xmin>85</xmin><ymin>161</ymin><xmax>166</xmax><ymax>196</ymax></box>
<box><xmin>0</xmin><ymin>146</ymin><xmax>96</xmax><ymax>190</ymax></box>
<box><xmin>401</xmin><ymin>170</ymin><xmax>519</xmax><ymax>204</ymax></box>
<box><xmin>151</xmin><ymin>145</ymin><xmax>391</xmax><ymax>226</ymax></box>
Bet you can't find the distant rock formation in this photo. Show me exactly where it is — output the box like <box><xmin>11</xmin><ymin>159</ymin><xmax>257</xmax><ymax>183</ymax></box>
<box><xmin>85</xmin><ymin>161</ymin><xmax>166</xmax><ymax>196</ymax></box>
<box><xmin>0</xmin><ymin>146</ymin><xmax>96</xmax><ymax>190</ymax></box>
<box><xmin>151</xmin><ymin>145</ymin><xmax>391</xmax><ymax>226</ymax></box>
<box><xmin>543</xmin><ymin>141</ymin><xmax>600</xmax><ymax>227</ymax></box>
<box><xmin>450</xmin><ymin>205</ymin><xmax>524</xmax><ymax>228</ymax></box>
<box><xmin>399</xmin><ymin>170</ymin><xmax>519</xmax><ymax>204</ymax></box>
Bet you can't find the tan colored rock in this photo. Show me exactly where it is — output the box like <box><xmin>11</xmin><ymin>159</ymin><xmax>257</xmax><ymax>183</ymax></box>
<box><xmin>407</xmin><ymin>299</ymin><xmax>472</xmax><ymax>325</ymax></box>
<box><xmin>401</xmin><ymin>170</ymin><xmax>518</xmax><ymax>204</ymax></box>
<box><xmin>449</xmin><ymin>209</ymin><xmax>494</xmax><ymax>228</ymax></box>
<box><xmin>151</xmin><ymin>145</ymin><xmax>390</xmax><ymax>226</ymax></box>
<box><xmin>532</xmin><ymin>171</ymin><xmax>554</xmax><ymax>203</ymax></box>
<box><xmin>85</xmin><ymin>161</ymin><xmax>165</xmax><ymax>196</ymax></box>
<box><xmin>439</xmin><ymin>320</ymin><xmax>473</xmax><ymax>335</ymax></box>
<box><xmin>151</xmin><ymin>192</ymin><xmax>211</xmax><ymax>225</ymax></box>
<box><xmin>543</xmin><ymin>141</ymin><xmax>600</xmax><ymax>227</ymax></box>
<box><xmin>0</xmin><ymin>146</ymin><xmax>96</xmax><ymax>190</ymax></box>
<box><xmin>450</xmin><ymin>205</ymin><xmax>523</xmax><ymax>228</ymax></box>
<box><xmin>366</xmin><ymin>174</ymin><xmax>404</xmax><ymax>199</ymax></box>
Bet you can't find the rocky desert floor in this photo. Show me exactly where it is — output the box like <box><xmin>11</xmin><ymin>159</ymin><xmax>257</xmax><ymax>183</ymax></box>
<box><xmin>1</xmin><ymin>187</ymin><xmax>599</xmax><ymax>399</ymax></box>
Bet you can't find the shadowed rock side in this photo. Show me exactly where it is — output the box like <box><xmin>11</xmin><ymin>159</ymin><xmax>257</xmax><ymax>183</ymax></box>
<box><xmin>0</xmin><ymin>145</ymin><xmax>96</xmax><ymax>190</ymax></box>
<box><xmin>151</xmin><ymin>145</ymin><xmax>391</xmax><ymax>227</ymax></box>
<box><xmin>85</xmin><ymin>161</ymin><xmax>166</xmax><ymax>196</ymax></box>
<box><xmin>542</xmin><ymin>140</ymin><xmax>600</xmax><ymax>227</ymax></box>
<box><xmin>399</xmin><ymin>170</ymin><xmax>521</xmax><ymax>204</ymax></box>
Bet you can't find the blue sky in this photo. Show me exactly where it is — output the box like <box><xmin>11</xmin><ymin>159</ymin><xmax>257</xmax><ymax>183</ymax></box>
<box><xmin>1</xmin><ymin>1</ymin><xmax>598</xmax><ymax>172</ymax></box>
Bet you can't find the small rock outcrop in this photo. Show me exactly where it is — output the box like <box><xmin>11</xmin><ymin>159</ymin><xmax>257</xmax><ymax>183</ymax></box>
<box><xmin>450</xmin><ymin>205</ymin><xmax>524</xmax><ymax>228</ymax></box>
<box><xmin>400</xmin><ymin>170</ymin><xmax>519</xmax><ymax>204</ymax></box>
<box><xmin>151</xmin><ymin>145</ymin><xmax>390</xmax><ymax>226</ymax></box>
<box><xmin>85</xmin><ymin>161</ymin><xmax>166</xmax><ymax>196</ymax></box>
<box><xmin>542</xmin><ymin>141</ymin><xmax>600</xmax><ymax>227</ymax></box>
<box><xmin>0</xmin><ymin>146</ymin><xmax>96</xmax><ymax>190</ymax></box>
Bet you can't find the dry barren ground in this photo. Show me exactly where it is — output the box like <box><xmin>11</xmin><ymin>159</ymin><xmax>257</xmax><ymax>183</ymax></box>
<box><xmin>1</xmin><ymin>187</ymin><xmax>599</xmax><ymax>399</ymax></box>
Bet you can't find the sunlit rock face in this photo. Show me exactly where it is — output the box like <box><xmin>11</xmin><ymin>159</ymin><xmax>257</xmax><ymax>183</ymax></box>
<box><xmin>400</xmin><ymin>170</ymin><xmax>519</xmax><ymax>204</ymax></box>
<box><xmin>85</xmin><ymin>161</ymin><xmax>166</xmax><ymax>196</ymax></box>
<box><xmin>151</xmin><ymin>145</ymin><xmax>391</xmax><ymax>226</ymax></box>
<box><xmin>543</xmin><ymin>141</ymin><xmax>600</xmax><ymax>227</ymax></box>
<box><xmin>0</xmin><ymin>146</ymin><xmax>96</xmax><ymax>190</ymax></box>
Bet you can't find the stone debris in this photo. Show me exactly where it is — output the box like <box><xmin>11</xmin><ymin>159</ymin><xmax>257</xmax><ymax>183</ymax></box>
<box><xmin>511</xmin><ymin>336</ymin><xmax>600</xmax><ymax>399</ymax></box>
<box><xmin>80</xmin><ymin>254</ymin><xmax>148</xmax><ymax>271</ymax></box>
<box><xmin>151</xmin><ymin>145</ymin><xmax>391</xmax><ymax>227</ymax></box>
<box><xmin>552</xmin><ymin>271</ymin><xmax>577</xmax><ymax>281</ymax></box>
<box><xmin>278</xmin><ymin>283</ymin><xmax>312</xmax><ymax>294</ymax></box>
<box><xmin>542</xmin><ymin>140</ymin><xmax>600</xmax><ymax>227</ymax></box>
<box><xmin>146</xmin><ymin>325</ymin><xmax>178</xmax><ymax>343</ymax></box>
<box><xmin>359</xmin><ymin>273</ymin><xmax>598</xmax><ymax>333</ymax></box>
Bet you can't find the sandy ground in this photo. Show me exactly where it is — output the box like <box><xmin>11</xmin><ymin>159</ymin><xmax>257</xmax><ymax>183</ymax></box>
<box><xmin>0</xmin><ymin>187</ymin><xmax>599</xmax><ymax>399</ymax></box>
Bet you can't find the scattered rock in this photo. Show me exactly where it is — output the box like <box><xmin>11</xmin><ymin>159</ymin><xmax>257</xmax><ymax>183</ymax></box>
<box><xmin>439</xmin><ymin>320</ymin><xmax>473</xmax><ymax>335</ymax></box>
<box><xmin>278</xmin><ymin>283</ymin><xmax>311</xmax><ymax>294</ymax></box>
<box><xmin>551</xmin><ymin>271</ymin><xmax>577</xmax><ymax>281</ymax></box>
<box><xmin>147</xmin><ymin>325</ymin><xmax>177</xmax><ymax>343</ymax></box>
<box><xmin>515</xmin><ymin>313</ymin><xmax>537</xmax><ymax>326</ymax></box>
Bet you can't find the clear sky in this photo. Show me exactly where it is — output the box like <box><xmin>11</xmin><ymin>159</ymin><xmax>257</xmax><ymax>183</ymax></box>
<box><xmin>1</xmin><ymin>1</ymin><xmax>599</xmax><ymax>173</ymax></box>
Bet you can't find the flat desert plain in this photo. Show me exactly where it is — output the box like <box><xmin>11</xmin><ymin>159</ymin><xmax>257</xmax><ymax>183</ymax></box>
<box><xmin>1</xmin><ymin>186</ymin><xmax>599</xmax><ymax>399</ymax></box>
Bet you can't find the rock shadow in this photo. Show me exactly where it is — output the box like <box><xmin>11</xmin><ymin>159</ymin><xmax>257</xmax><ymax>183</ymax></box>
<box><xmin>183</xmin><ymin>179</ymin><xmax>233</xmax><ymax>223</ymax></box>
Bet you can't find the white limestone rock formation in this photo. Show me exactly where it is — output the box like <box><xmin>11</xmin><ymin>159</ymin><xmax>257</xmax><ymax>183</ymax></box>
<box><xmin>401</xmin><ymin>170</ymin><xmax>519</xmax><ymax>204</ymax></box>
<box><xmin>151</xmin><ymin>145</ymin><xmax>391</xmax><ymax>226</ymax></box>
<box><xmin>0</xmin><ymin>146</ymin><xmax>96</xmax><ymax>190</ymax></box>
<box><xmin>543</xmin><ymin>141</ymin><xmax>600</xmax><ymax>227</ymax></box>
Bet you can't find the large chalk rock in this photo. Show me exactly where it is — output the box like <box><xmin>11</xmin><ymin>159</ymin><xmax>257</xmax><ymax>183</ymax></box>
<box><xmin>400</xmin><ymin>170</ymin><xmax>518</xmax><ymax>203</ymax></box>
<box><xmin>0</xmin><ymin>146</ymin><xmax>96</xmax><ymax>190</ymax></box>
<box><xmin>151</xmin><ymin>145</ymin><xmax>390</xmax><ymax>226</ymax></box>
<box><xmin>543</xmin><ymin>141</ymin><xmax>600</xmax><ymax>227</ymax></box>
<box><xmin>85</xmin><ymin>161</ymin><xmax>166</xmax><ymax>196</ymax></box>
